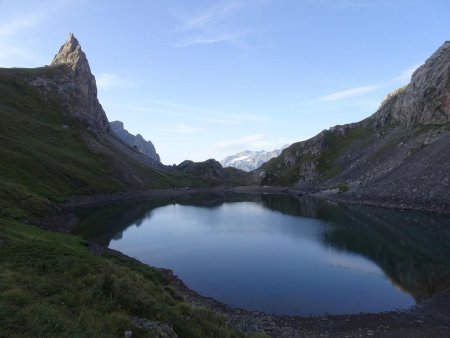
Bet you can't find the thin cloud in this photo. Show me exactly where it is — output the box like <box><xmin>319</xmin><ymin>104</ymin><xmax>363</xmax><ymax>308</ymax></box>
<box><xmin>0</xmin><ymin>1</ymin><xmax>73</xmax><ymax>67</ymax></box>
<box><xmin>213</xmin><ymin>134</ymin><xmax>270</xmax><ymax>151</ymax></box>
<box><xmin>320</xmin><ymin>85</ymin><xmax>379</xmax><ymax>102</ymax></box>
<box><xmin>173</xmin><ymin>0</ymin><xmax>268</xmax><ymax>47</ymax></box>
<box><xmin>178</xmin><ymin>1</ymin><xmax>247</xmax><ymax>31</ymax></box>
<box><xmin>394</xmin><ymin>64</ymin><xmax>421</xmax><ymax>82</ymax></box>
<box><xmin>0</xmin><ymin>7</ymin><xmax>50</xmax><ymax>66</ymax></box>
<box><xmin>314</xmin><ymin>0</ymin><xmax>393</xmax><ymax>8</ymax></box>
<box><xmin>163</xmin><ymin>124</ymin><xmax>204</xmax><ymax>134</ymax></box>
<box><xmin>0</xmin><ymin>9</ymin><xmax>49</xmax><ymax>37</ymax></box>
<box><xmin>96</xmin><ymin>72</ymin><xmax>122</xmax><ymax>89</ymax></box>
<box><xmin>111</xmin><ymin>99</ymin><xmax>270</xmax><ymax>125</ymax></box>
<box><xmin>202</xmin><ymin>113</ymin><xmax>271</xmax><ymax>125</ymax></box>
<box><xmin>176</xmin><ymin>32</ymin><xmax>240</xmax><ymax>47</ymax></box>
<box><xmin>0</xmin><ymin>42</ymin><xmax>32</xmax><ymax>67</ymax></box>
<box><xmin>320</xmin><ymin>63</ymin><xmax>423</xmax><ymax>102</ymax></box>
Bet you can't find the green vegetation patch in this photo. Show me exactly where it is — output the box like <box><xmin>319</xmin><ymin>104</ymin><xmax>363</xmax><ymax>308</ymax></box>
<box><xmin>0</xmin><ymin>219</ymin><xmax>242</xmax><ymax>337</ymax></box>
<box><xmin>337</xmin><ymin>183</ymin><xmax>349</xmax><ymax>193</ymax></box>
<box><xmin>317</xmin><ymin>124</ymin><xmax>375</xmax><ymax>180</ymax></box>
<box><xmin>259</xmin><ymin>123</ymin><xmax>375</xmax><ymax>186</ymax></box>
<box><xmin>261</xmin><ymin>151</ymin><xmax>317</xmax><ymax>186</ymax></box>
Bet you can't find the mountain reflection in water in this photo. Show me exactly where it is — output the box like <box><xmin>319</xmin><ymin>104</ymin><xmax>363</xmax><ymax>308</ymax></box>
<box><xmin>74</xmin><ymin>193</ymin><xmax>450</xmax><ymax>314</ymax></box>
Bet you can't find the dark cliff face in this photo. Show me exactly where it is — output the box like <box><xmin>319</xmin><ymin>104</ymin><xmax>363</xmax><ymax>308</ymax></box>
<box><xmin>256</xmin><ymin>41</ymin><xmax>450</xmax><ymax>210</ymax></box>
<box><xmin>110</xmin><ymin>120</ymin><xmax>160</xmax><ymax>163</ymax></box>
<box><xmin>30</xmin><ymin>33</ymin><xmax>110</xmax><ymax>133</ymax></box>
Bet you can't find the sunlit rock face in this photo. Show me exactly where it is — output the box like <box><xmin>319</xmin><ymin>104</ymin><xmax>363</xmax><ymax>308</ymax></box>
<box><xmin>29</xmin><ymin>33</ymin><xmax>110</xmax><ymax>133</ymax></box>
<box><xmin>374</xmin><ymin>41</ymin><xmax>450</xmax><ymax>127</ymax></box>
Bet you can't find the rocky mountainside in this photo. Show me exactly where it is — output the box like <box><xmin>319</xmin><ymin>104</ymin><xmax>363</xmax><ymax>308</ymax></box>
<box><xmin>220</xmin><ymin>147</ymin><xmax>285</xmax><ymax>171</ymax></box>
<box><xmin>255</xmin><ymin>41</ymin><xmax>450</xmax><ymax>212</ymax></box>
<box><xmin>110</xmin><ymin>120</ymin><xmax>160</xmax><ymax>163</ymax></box>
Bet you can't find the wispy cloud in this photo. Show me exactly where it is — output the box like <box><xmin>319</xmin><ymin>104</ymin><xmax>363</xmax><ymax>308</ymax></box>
<box><xmin>0</xmin><ymin>8</ymin><xmax>50</xmax><ymax>66</ymax></box>
<box><xmin>319</xmin><ymin>63</ymin><xmax>422</xmax><ymax>102</ymax></box>
<box><xmin>213</xmin><ymin>134</ymin><xmax>270</xmax><ymax>151</ymax></box>
<box><xmin>162</xmin><ymin>124</ymin><xmax>204</xmax><ymax>134</ymax></box>
<box><xmin>314</xmin><ymin>0</ymin><xmax>393</xmax><ymax>8</ymax></box>
<box><xmin>0</xmin><ymin>8</ymin><xmax>49</xmax><ymax>38</ymax></box>
<box><xmin>173</xmin><ymin>0</ymin><xmax>268</xmax><ymax>47</ymax></box>
<box><xmin>175</xmin><ymin>32</ymin><xmax>240</xmax><ymax>47</ymax></box>
<box><xmin>320</xmin><ymin>85</ymin><xmax>379</xmax><ymax>102</ymax></box>
<box><xmin>202</xmin><ymin>113</ymin><xmax>271</xmax><ymax>125</ymax></box>
<box><xmin>109</xmin><ymin>99</ymin><xmax>270</xmax><ymax>126</ymax></box>
<box><xmin>0</xmin><ymin>41</ymin><xmax>32</xmax><ymax>66</ymax></box>
<box><xmin>394</xmin><ymin>64</ymin><xmax>421</xmax><ymax>82</ymax></box>
<box><xmin>96</xmin><ymin>72</ymin><xmax>122</xmax><ymax>89</ymax></box>
<box><xmin>0</xmin><ymin>1</ymin><xmax>73</xmax><ymax>67</ymax></box>
<box><xmin>177</xmin><ymin>1</ymin><xmax>248</xmax><ymax>31</ymax></box>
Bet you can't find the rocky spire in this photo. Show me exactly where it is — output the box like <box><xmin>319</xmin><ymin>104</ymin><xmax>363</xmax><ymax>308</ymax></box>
<box><xmin>51</xmin><ymin>33</ymin><xmax>91</xmax><ymax>73</ymax></box>
<box><xmin>48</xmin><ymin>33</ymin><xmax>110</xmax><ymax>132</ymax></box>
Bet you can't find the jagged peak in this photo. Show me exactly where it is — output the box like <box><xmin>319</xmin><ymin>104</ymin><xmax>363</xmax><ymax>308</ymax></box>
<box><xmin>51</xmin><ymin>33</ymin><xmax>90</xmax><ymax>73</ymax></box>
<box><xmin>110</xmin><ymin>120</ymin><xmax>125</xmax><ymax>129</ymax></box>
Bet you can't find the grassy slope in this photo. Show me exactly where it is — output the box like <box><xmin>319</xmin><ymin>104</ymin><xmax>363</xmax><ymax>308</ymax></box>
<box><xmin>0</xmin><ymin>67</ymin><xmax>259</xmax><ymax>337</ymax></box>
<box><xmin>0</xmin><ymin>220</ymin><xmax>241</xmax><ymax>338</ymax></box>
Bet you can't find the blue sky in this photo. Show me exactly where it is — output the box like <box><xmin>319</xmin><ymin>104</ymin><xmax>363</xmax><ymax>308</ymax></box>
<box><xmin>1</xmin><ymin>0</ymin><xmax>449</xmax><ymax>164</ymax></box>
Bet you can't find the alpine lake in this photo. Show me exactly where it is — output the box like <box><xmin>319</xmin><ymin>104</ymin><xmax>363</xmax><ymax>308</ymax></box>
<box><xmin>73</xmin><ymin>193</ymin><xmax>450</xmax><ymax>316</ymax></box>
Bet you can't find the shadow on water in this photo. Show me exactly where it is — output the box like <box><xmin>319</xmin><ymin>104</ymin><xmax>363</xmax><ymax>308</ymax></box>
<box><xmin>74</xmin><ymin>193</ymin><xmax>450</xmax><ymax>303</ymax></box>
<box><xmin>258</xmin><ymin>195</ymin><xmax>450</xmax><ymax>301</ymax></box>
<box><xmin>74</xmin><ymin>193</ymin><xmax>259</xmax><ymax>244</ymax></box>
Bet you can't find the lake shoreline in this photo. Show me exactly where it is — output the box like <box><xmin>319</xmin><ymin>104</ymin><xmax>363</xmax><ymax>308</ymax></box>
<box><xmin>35</xmin><ymin>187</ymin><xmax>450</xmax><ymax>337</ymax></box>
<box><xmin>101</xmin><ymin>240</ymin><xmax>450</xmax><ymax>337</ymax></box>
<box><xmin>51</xmin><ymin>185</ymin><xmax>450</xmax><ymax>215</ymax></box>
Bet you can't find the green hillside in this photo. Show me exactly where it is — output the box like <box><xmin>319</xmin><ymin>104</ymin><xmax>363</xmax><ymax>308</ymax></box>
<box><xmin>0</xmin><ymin>67</ymin><xmax>255</xmax><ymax>337</ymax></box>
<box><xmin>0</xmin><ymin>67</ymin><xmax>207</xmax><ymax>220</ymax></box>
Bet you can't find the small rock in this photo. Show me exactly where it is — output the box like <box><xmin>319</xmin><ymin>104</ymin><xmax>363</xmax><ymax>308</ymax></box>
<box><xmin>124</xmin><ymin>330</ymin><xmax>132</xmax><ymax>338</ymax></box>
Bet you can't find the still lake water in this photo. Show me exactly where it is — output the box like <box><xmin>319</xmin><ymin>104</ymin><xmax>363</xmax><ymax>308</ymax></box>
<box><xmin>74</xmin><ymin>194</ymin><xmax>450</xmax><ymax>316</ymax></box>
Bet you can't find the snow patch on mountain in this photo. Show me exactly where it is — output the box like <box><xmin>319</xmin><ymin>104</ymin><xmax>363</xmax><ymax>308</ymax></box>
<box><xmin>220</xmin><ymin>147</ymin><xmax>287</xmax><ymax>172</ymax></box>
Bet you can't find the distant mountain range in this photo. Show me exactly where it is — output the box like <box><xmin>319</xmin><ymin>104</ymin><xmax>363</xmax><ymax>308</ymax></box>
<box><xmin>220</xmin><ymin>147</ymin><xmax>287</xmax><ymax>171</ymax></box>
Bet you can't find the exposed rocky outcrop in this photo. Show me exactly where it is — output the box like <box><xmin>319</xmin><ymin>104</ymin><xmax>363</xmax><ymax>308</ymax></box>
<box><xmin>375</xmin><ymin>41</ymin><xmax>450</xmax><ymax>127</ymax></box>
<box><xmin>220</xmin><ymin>147</ymin><xmax>286</xmax><ymax>172</ymax></box>
<box><xmin>110</xmin><ymin>120</ymin><xmax>160</xmax><ymax>163</ymax></box>
<box><xmin>256</xmin><ymin>41</ymin><xmax>450</xmax><ymax>211</ymax></box>
<box><xmin>30</xmin><ymin>33</ymin><xmax>109</xmax><ymax>132</ymax></box>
